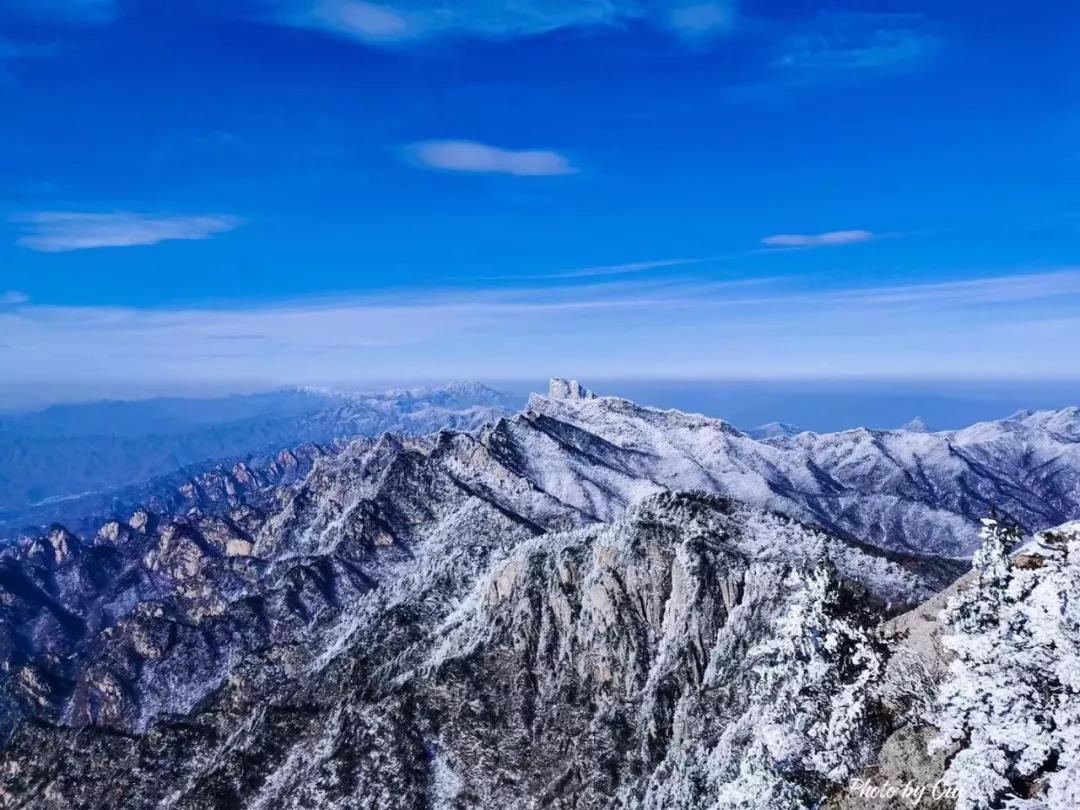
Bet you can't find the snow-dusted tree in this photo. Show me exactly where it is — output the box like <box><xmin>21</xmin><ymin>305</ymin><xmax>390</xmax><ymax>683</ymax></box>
<box><xmin>709</xmin><ymin>736</ymin><xmax>807</xmax><ymax>810</ymax></box>
<box><xmin>710</xmin><ymin>566</ymin><xmax>887</xmax><ymax>808</ymax></box>
<box><xmin>934</xmin><ymin>517</ymin><xmax>1056</xmax><ymax>810</ymax></box>
<box><xmin>1035</xmin><ymin>525</ymin><xmax>1080</xmax><ymax>809</ymax></box>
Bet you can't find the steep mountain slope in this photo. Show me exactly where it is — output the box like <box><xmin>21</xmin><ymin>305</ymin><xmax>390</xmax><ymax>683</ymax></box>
<box><xmin>8</xmin><ymin>379</ymin><xmax>1077</xmax><ymax>558</ymax></box>
<box><xmin>518</xmin><ymin>383</ymin><xmax>1079</xmax><ymax>557</ymax></box>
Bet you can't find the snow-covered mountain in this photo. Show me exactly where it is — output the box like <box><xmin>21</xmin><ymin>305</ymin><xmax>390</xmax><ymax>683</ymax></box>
<box><xmin>0</xmin><ymin>380</ymin><xmax>1078</xmax><ymax>808</ymax></box>
<box><xmin>510</xmin><ymin>382</ymin><xmax>1079</xmax><ymax>558</ymax></box>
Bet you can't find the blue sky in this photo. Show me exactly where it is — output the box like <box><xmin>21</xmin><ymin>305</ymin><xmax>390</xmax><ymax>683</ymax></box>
<box><xmin>0</xmin><ymin>0</ymin><xmax>1078</xmax><ymax>401</ymax></box>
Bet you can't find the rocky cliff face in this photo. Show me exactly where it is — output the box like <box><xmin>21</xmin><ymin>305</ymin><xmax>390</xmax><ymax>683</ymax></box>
<box><xmin>1</xmin><ymin>382</ymin><xmax>1078</xmax><ymax>808</ymax></box>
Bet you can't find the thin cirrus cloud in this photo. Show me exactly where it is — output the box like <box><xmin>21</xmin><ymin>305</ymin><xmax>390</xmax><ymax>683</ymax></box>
<box><xmin>4</xmin><ymin>269</ymin><xmax>1080</xmax><ymax>387</ymax></box>
<box><xmin>0</xmin><ymin>291</ymin><xmax>29</xmax><ymax>306</ymax></box>
<box><xmin>407</xmin><ymin>140</ymin><xmax>576</xmax><ymax>176</ymax></box>
<box><xmin>271</xmin><ymin>0</ymin><xmax>736</xmax><ymax>45</ymax></box>
<box><xmin>761</xmin><ymin>230</ymin><xmax>875</xmax><ymax>248</ymax></box>
<box><xmin>13</xmin><ymin>212</ymin><xmax>244</xmax><ymax>253</ymax></box>
<box><xmin>812</xmin><ymin>269</ymin><xmax>1080</xmax><ymax>308</ymax></box>
<box><xmin>662</xmin><ymin>2</ymin><xmax>735</xmax><ymax>42</ymax></box>
<box><xmin>276</xmin><ymin>0</ymin><xmax>631</xmax><ymax>43</ymax></box>
<box><xmin>776</xmin><ymin>12</ymin><xmax>941</xmax><ymax>75</ymax></box>
<box><xmin>476</xmin><ymin>254</ymin><xmax>736</xmax><ymax>282</ymax></box>
<box><xmin>543</xmin><ymin>256</ymin><xmax>714</xmax><ymax>279</ymax></box>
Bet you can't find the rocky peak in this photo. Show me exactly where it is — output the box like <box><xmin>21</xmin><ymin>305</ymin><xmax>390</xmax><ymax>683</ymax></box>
<box><xmin>0</xmin><ymin>483</ymin><xmax>942</xmax><ymax>808</ymax></box>
<box><xmin>96</xmin><ymin>519</ymin><xmax>134</xmax><ymax>547</ymax></box>
<box><xmin>23</xmin><ymin>524</ymin><xmax>80</xmax><ymax>566</ymax></box>
<box><xmin>547</xmin><ymin>377</ymin><xmax>596</xmax><ymax>401</ymax></box>
<box><xmin>128</xmin><ymin>508</ymin><xmax>154</xmax><ymax>534</ymax></box>
<box><xmin>47</xmin><ymin>525</ymin><xmax>79</xmax><ymax>563</ymax></box>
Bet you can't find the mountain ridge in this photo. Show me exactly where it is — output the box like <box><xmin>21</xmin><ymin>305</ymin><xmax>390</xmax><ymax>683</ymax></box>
<box><xmin>0</xmin><ymin>383</ymin><xmax>520</xmax><ymax>537</ymax></box>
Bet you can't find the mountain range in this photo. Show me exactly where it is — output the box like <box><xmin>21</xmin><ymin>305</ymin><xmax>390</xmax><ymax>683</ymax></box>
<box><xmin>1</xmin><ymin>380</ymin><xmax>1079</xmax><ymax>808</ymax></box>
<box><xmin>0</xmin><ymin>383</ymin><xmax>520</xmax><ymax>537</ymax></box>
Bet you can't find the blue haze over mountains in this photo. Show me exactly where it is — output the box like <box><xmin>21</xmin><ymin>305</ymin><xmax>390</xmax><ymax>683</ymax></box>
<box><xmin>0</xmin><ymin>383</ymin><xmax>516</xmax><ymax>533</ymax></box>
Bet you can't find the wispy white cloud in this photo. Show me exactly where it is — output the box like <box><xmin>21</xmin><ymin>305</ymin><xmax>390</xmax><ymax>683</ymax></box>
<box><xmin>290</xmin><ymin>0</ymin><xmax>412</xmax><ymax>41</ymax></box>
<box><xmin>476</xmin><ymin>254</ymin><xmax>740</xmax><ymax>282</ymax></box>
<box><xmin>266</xmin><ymin>1</ymin><xmax>742</xmax><ymax>45</ymax></box>
<box><xmin>5</xmin><ymin>1</ymin><xmax>739</xmax><ymax>51</ymax></box>
<box><xmin>761</xmin><ymin>230</ymin><xmax>874</xmax><ymax>248</ymax></box>
<box><xmin>776</xmin><ymin>12</ymin><xmax>940</xmax><ymax>76</ymax></box>
<box><xmin>812</xmin><ymin>269</ymin><xmax>1080</xmax><ymax>308</ymax></box>
<box><xmin>543</xmin><ymin>256</ymin><xmax>715</xmax><ymax>279</ymax></box>
<box><xmin>661</xmin><ymin>2</ymin><xmax>735</xmax><ymax>42</ymax></box>
<box><xmin>274</xmin><ymin>0</ymin><xmax>638</xmax><ymax>43</ymax></box>
<box><xmin>407</xmin><ymin>140</ymin><xmax>576</xmax><ymax>176</ymax></box>
<box><xmin>13</xmin><ymin>212</ymin><xmax>244</xmax><ymax>252</ymax></box>
<box><xmin>0</xmin><ymin>291</ymin><xmax>29</xmax><ymax>306</ymax></box>
<box><xmin>675</xmin><ymin>269</ymin><xmax>1080</xmax><ymax>314</ymax></box>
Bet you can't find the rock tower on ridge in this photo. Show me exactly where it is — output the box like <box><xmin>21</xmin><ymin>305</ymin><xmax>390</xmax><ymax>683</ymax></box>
<box><xmin>548</xmin><ymin>378</ymin><xmax>596</xmax><ymax>400</ymax></box>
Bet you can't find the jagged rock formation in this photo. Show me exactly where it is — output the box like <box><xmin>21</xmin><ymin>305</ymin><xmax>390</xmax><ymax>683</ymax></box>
<box><xmin>0</xmin><ymin>382</ymin><xmax>1078</xmax><ymax>808</ymax></box>
<box><xmin>0</xmin><ymin>441</ymin><xmax>337</xmax><ymax>543</ymax></box>
<box><xmin>10</xmin><ymin>384</ymin><xmax>1079</xmax><ymax>560</ymax></box>
<box><xmin>548</xmin><ymin>377</ymin><xmax>596</xmax><ymax>401</ymax></box>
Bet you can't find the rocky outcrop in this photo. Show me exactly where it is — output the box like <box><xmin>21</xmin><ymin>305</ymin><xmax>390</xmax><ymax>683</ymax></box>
<box><xmin>548</xmin><ymin>377</ymin><xmax>596</xmax><ymax>401</ymax></box>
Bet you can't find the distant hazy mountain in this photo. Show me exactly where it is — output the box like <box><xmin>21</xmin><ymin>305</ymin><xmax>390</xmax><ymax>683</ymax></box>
<box><xmin>0</xmin><ymin>383</ymin><xmax>520</xmax><ymax>535</ymax></box>
<box><xmin>901</xmin><ymin>416</ymin><xmax>930</xmax><ymax>432</ymax></box>
<box><xmin>747</xmin><ymin>421</ymin><xmax>803</xmax><ymax>440</ymax></box>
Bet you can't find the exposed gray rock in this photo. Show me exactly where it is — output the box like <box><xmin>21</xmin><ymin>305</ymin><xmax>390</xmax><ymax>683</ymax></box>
<box><xmin>548</xmin><ymin>377</ymin><xmax>596</xmax><ymax>400</ymax></box>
